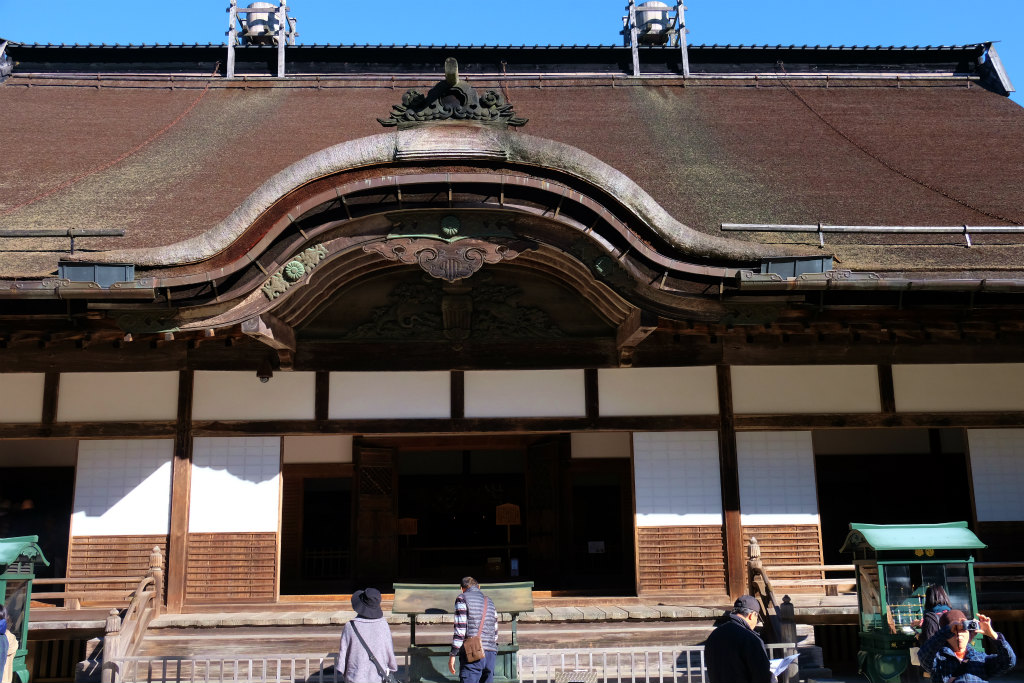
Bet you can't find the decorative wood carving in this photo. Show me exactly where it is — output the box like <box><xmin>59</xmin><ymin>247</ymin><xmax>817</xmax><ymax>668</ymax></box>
<box><xmin>262</xmin><ymin>244</ymin><xmax>329</xmax><ymax>300</ymax></box>
<box><xmin>365</xmin><ymin>238</ymin><xmax>526</xmax><ymax>282</ymax></box>
<box><xmin>344</xmin><ymin>275</ymin><xmax>566</xmax><ymax>341</ymax></box>
<box><xmin>378</xmin><ymin>58</ymin><xmax>527</xmax><ymax>128</ymax></box>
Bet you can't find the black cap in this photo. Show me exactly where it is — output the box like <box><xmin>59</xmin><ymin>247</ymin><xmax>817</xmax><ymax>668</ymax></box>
<box><xmin>734</xmin><ymin>595</ymin><xmax>760</xmax><ymax>613</ymax></box>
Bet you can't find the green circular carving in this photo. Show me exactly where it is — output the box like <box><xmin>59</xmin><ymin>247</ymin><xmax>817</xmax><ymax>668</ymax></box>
<box><xmin>441</xmin><ymin>215</ymin><xmax>461</xmax><ymax>237</ymax></box>
<box><xmin>283</xmin><ymin>260</ymin><xmax>306</xmax><ymax>282</ymax></box>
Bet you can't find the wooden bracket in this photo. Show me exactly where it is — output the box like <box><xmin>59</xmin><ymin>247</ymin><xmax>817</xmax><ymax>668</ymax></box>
<box><xmin>616</xmin><ymin>308</ymin><xmax>659</xmax><ymax>367</ymax></box>
<box><xmin>242</xmin><ymin>313</ymin><xmax>296</xmax><ymax>352</ymax></box>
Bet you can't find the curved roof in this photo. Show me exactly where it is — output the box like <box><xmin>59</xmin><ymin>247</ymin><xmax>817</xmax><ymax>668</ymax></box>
<box><xmin>0</xmin><ymin>44</ymin><xmax>1022</xmax><ymax>281</ymax></box>
<box><xmin>840</xmin><ymin>522</ymin><xmax>986</xmax><ymax>554</ymax></box>
<box><xmin>0</xmin><ymin>535</ymin><xmax>50</xmax><ymax>568</ymax></box>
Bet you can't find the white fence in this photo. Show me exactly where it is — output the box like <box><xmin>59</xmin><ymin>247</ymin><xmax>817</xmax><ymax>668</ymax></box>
<box><xmin>108</xmin><ymin>644</ymin><xmax>798</xmax><ymax>683</ymax></box>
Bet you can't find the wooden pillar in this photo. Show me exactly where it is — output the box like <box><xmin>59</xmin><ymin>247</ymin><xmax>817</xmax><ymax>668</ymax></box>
<box><xmin>315</xmin><ymin>371</ymin><xmax>330</xmax><ymax>422</ymax></box>
<box><xmin>716</xmin><ymin>364</ymin><xmax>745</xmax><ymax>599</ymax></box>
<box><xmin>41</xmin><ymin>372</ymin><xmax>60</xmax><ymax>425</ymax></box>
<box><xmin>877</xmin><ymin>364</ymin><xmax>896</xmax><ymax>414</ymax></box>
<box><xmin>450</xmin><ymin>371</ymin><xmax>465</xmax><ymax>420</ymax></box>
<box><xmin>165</xmin><ymin>369</ymin><xmax>194</xmax><ymax>613</ymax></box>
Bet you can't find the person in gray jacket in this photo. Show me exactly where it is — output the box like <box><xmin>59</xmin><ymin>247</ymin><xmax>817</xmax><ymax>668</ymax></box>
<box><xmin>338</xmin><ymin>588</ymin><xmax>398</xmax><ymax>683</ymax></box>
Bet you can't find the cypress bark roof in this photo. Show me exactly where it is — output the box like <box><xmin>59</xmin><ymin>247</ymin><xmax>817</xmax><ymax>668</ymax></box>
<box><xmin>0</xmin><ymin>43</ymin><xmax>1021</xmax><ymax>279</ymax></box>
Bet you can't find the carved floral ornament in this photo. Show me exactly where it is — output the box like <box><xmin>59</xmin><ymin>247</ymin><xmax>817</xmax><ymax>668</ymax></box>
<box><xmin>378</xmin><ymin>57</ymin><xmax>528</xmax><ymax>128</ymax></box>
<box><xmin>262</xmin><ymin>244</ymin><xmax>329</xmax><ymax>300</ymax></box>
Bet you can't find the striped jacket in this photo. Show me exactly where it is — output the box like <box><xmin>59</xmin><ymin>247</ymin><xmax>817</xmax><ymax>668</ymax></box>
<box><xmin>450</xmin><ymin>587</ymin><xmax>499</xmax><ymax>656</ymax></box>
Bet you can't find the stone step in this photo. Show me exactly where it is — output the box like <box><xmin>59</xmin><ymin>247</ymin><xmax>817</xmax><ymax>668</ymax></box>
<box><xmin>133</xmin><ymin>620</ymin><xmax>816</xmax><ymax>659</ymax></box>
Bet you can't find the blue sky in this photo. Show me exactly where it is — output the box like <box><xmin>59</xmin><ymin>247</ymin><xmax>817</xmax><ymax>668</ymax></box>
<box><xmin>1</xmin><ymin>1</ymin><xmax>1020</xmax><ymax>102</ymax></box>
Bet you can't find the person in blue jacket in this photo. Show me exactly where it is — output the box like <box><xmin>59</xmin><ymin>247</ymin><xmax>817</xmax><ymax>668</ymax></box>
<box><xmin>919</xmin><ymin>609</ymin><xmax>1016</xmax><ymax>682</ymax></box>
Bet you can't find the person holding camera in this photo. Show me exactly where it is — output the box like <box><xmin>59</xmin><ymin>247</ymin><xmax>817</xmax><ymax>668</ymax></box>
<box><xmin>918</xmin><ymin>609</ymin><xmax>1016</xmax><ymax>682</ymax></box>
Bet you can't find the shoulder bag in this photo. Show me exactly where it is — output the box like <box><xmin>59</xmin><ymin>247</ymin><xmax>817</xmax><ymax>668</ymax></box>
<box><xmin>462</xmin><ymin>597</ymin><xmax>489</xmax><ymax>663</ymax></box>
<box><xmin>350</xmin><ymin>621</ymin><xmax>400</xmax><ymax>683</ymax></box>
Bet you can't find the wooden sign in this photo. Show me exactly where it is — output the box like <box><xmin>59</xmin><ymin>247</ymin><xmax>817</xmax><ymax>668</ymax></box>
<box><xmin>398</xmin><ymin>517</ymin><xmax>418</xmax><ymax>536</ymax></box>
<box><xmin>496</xmin><ymin>503</ymin><xmax>521</xmax><ymax>526</ymax></box>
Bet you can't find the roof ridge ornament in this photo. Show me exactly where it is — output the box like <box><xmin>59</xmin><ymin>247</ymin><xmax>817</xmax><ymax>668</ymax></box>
<box><xmin>378</xmin><ymin>57</ymin><xmax>528</xmax><ymax>128</ymax></box>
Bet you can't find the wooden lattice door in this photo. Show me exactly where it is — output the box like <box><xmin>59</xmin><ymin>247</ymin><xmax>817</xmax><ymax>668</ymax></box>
<box><xmin>354</xmin><ymin>444</ymin><xmax>398</xmax><ymax>585</ymax></box>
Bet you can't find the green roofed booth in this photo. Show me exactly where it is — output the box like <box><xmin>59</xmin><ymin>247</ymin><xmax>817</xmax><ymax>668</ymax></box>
<box><xmin>1</xmin><ymin>536</ymin><xmax>50</xmax><ymax>683</ymax></box>
<box><xmin>840</xmin><ymin>522</ymin><xmax>986</xmax><ymax>683</ymax></box>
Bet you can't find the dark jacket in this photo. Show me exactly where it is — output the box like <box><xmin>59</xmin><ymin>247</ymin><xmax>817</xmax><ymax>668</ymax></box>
<box><xmin>918</xmin><ymin>624</ymin><xmax>1016</xmax><ymax>682</ymax></box>
<box><xmin>705</xmin><ymin>613</ymin><xmax>772</xmax><ymax>683</ymax></box>
<box><xmin>919</xmin><ymin>605</ymin><xmax>950</xmax><ymax>645</ymax></box>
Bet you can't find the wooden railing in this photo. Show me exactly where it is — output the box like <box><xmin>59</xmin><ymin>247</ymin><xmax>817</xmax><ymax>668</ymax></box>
<box><xmin>746</xmin><ymin>536</ymin><xmax>856</xmax><ymax>642</ymax></box>
<box><xmin>107</xmin><ymin>644</ymin><xmax>801</xmax><ymax>683</ymax></box>
<box><xmin>98</xmin><ymin>547</ymin><xmax>164</xmax><ymax>682</ymax></box>
<box><xmin>32</xmin><ymin>546</ymin><xmax>164</xmax><ymax>612</ymax></box>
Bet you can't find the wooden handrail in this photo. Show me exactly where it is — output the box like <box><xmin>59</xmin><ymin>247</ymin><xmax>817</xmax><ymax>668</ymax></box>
<box><xmin>97</xmin><ymin>546</ymin><xmax>164</xmax><ymax>683</ymax></box>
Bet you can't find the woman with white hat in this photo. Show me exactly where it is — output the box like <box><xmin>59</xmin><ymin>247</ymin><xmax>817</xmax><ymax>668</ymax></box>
<box><xmin>338</xmin><ymin>588</ymin><xmax>398</xmax><ymax>683</ymax></box>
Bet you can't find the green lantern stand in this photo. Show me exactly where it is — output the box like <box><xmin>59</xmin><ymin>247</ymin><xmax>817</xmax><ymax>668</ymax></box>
<box><xmin>840</xmin><ymin>522</ymin><xmax>985</xmax><ymax>683</ymax></box>
<box><xmin>0</xmin><ymin>535</ymin><xmax>50</xmax><ymax>683</ymax></box>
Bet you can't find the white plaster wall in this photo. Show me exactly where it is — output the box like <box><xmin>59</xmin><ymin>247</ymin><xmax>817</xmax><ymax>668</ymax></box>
<box><xmin>737</xmin><ymin>431</ymin><xmax>819</xmax><ymax>524</ymax></box>
<box><xmin>190</xmin><ymin>437</ymin><xmax>281</xmax><ymax>533</ymax></box>
<box><xmin>72</xmin><ymin>439</ymin><xmax>173</xmax><ymax>536</ymax></box>
<box><xmin>464</xmin><ymin>370</ymin><xmax>585</xmax><ymax>418</ymax></box>
<box><xmin>0</xmin><ymin>374</ymin><xmax>45</xmax><ymax>423</ymax></box>
<box><xmin>633</xmin><ymin>431</ymin><xmax>722</xmax><ymax>526</ymax></box>
<box><xmin>57</xmin><ymin>372</ymin><xmax>178</xmax><ymax>422</ymax></box>
<box><xmin>894</xmin><ymin>364</ymin><xmax>1024</xmax><ymax>412</ymax></box>
<box><xmin>571</xmin><ymin>432</ymin><xmax>631</xmax><ymax>459</ymax></box>
<box><xmin>732</xmin><ymin>365</ymin><xmax>880</xmax><ymax>414</ymax></box>
<box><xmin>283</xmin><ymin>435</ymin><xmax>353</xmax><ymax>464</ymax></box>
<box><xmin>193</xmin><ymin>372</ymin><xmax>315</xmax><ymax>420</ymax></box>
<box><xmin>968</xmin><ymin>429</ymin><xmax>1024</xmax><ymax>521</ymax></box>
<box><xmin>598</xmin><ymin>367</ymin><xmax>718</xmax><ymax>416</ymax></box>
<box><xmin>329</xmin><ymin>372</ymin><xmax>450</xmax><ymax>419</ymax></box>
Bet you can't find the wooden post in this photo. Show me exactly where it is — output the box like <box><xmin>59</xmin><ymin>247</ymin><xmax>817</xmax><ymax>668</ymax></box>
<box><xmin>101</xmin><ymin>609</ymin><xmax>122</xmax><ymax>683</ymax></box>
<box><xmin>148</xmin><ymin>546</ymin><xmax>164</xmax><ymax>617</ymax></box>
<box><xmin>717</xmin><ymin>365</ymin><xmax>746</xmax><ymax>599</ymax></box>
<box><xmin>779</xmin><ymin>595</ymin><xmax>797</xmax><ymax>644</ymax></box>
<box><xmin>165</xmin><ymin>370</ymin><xmax>194</xmax><ymax>613</ymax></box>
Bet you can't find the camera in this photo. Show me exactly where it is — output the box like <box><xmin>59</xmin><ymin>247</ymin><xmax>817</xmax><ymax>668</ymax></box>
<box><xmin>962</xmin><ymin>619</ymin><xmax>981</xmax><ymax>631</ymax></box>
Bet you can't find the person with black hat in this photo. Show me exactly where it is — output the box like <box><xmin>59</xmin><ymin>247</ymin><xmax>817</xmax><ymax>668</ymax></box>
<box><xmin>337</xmin><ymin>588</ymin><xmax>398</xmax><ymax>683</ymax></box>
<box><xmin>704</xmin><ymin>595</ymin><xmax>772</xmax><ymax>683</ymax></box>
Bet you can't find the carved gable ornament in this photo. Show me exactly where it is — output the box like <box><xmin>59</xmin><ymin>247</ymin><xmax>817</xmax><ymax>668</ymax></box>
<box><xmin>378</xmin><ymin>58</ymin><xmax>528</xmax><ymax>128</ymax></box>
<box><xmin>364</xmin><ymin>215</ymin><xmax>536</xmax><ymax>283</ymax></box>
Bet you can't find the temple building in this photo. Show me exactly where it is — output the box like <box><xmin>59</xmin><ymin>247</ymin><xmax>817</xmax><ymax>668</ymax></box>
<box><xmin>0</xmin><ymin>2</ymin><xmax>1022</xmax><ymax>613</ymax></box>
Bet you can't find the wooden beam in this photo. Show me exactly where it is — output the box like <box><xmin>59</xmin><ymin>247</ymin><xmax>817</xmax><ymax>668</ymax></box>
<box><xmin>0</xmin><ymin>409</ymin><xmax>1021</xmax><ymax>441</ymax></box>
<box><xmin>716</xmin><ymin>364</ymin><xmax>746</xmax><ymax>600</ymax></box>
<box><xmin>166</xmin><ymin>369</ymin><xmax>194</xmax><ymax>614</ymax></box>
<box><xmin>734</xmin><ymin>412</ymin><xmax>1024</xmax><ymax>430</ymax></box>
<box><xmin>0</xmin><ymin>422</ymin><xmax>177</xmax><ymax>439</ymax></box>
<box><xmin>190</xmin><ymin>415</ymin><xmax>721</xmax><ymax>436</ymax></box>
<box><xmin>616</xmin><ymin>309</ymin><xmax>659</xmax><ymax>367</ymax></box>
<box><xmin>241</xmin><ymin>314</ymin><xmax>296</xmax><ymax>352</ymax></box>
